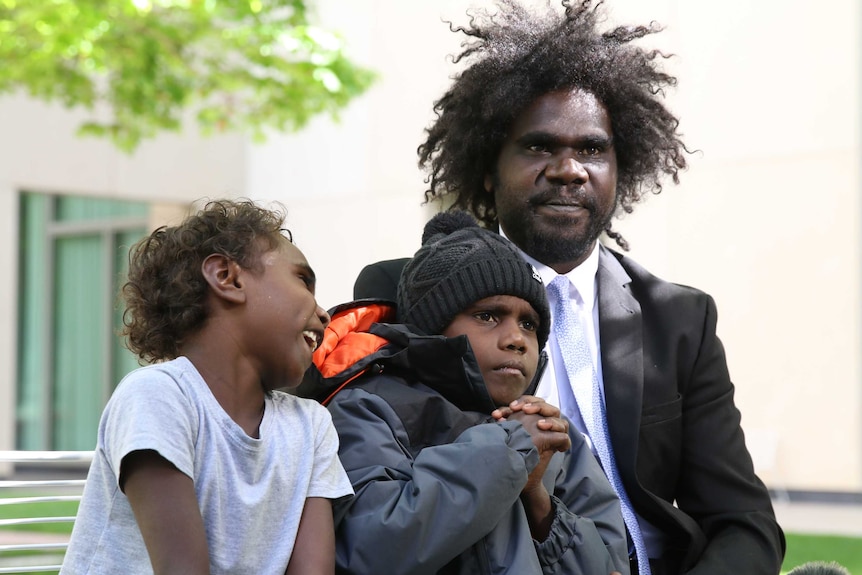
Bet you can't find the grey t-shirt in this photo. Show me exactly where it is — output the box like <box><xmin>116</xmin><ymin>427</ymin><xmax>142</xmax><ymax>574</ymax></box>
<box><xmin>61</xmin><ymin>357</ymin><xmax>352</xmax><ymax>574</ymax></box>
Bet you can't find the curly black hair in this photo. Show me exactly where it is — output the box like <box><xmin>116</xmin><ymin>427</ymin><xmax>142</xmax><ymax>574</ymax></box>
<box><xmin>418</xmin><ymin>0</ymin><xmax>689</xmax><ymax>249</ymax></box>
<box><xmin>122</xmin><ymin>199</ymin><xmax>288</xmax><ymax>363</ymax></box>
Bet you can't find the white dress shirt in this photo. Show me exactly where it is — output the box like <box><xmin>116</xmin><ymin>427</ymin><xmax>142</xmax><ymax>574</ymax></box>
<box><xmin>499</xmin><ymin>232</ymin><xmax>666</xmax><ymax>559</ymax></box>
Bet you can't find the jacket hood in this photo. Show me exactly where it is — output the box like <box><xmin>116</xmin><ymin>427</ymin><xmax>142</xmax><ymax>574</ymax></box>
<box><xmin>295</xmin><ymin>300</ymin><xmax>547</xmax><ymax>413</ymax></box>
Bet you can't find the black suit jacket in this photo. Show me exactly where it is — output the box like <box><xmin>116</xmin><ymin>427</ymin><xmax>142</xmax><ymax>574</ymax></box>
<box><xmin>352</xmin><ymin>248</ymin><xmax>785</xmax><ymax>574</ymax></box>
<box><xmin>596</xmin><ymin>246</ymin><xmax>784</xmax><ymax>573</ymax></box>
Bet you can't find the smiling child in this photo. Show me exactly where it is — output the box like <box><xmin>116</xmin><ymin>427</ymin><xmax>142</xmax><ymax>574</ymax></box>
<box><xmin>62</xmin><ymin>199</ymin><xmax>352</xmax><ymax>575</ymax></box>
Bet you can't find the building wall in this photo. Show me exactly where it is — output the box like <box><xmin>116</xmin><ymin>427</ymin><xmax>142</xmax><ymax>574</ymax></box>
<box><xmin>612</xmin><ymin>0</ymin><xmax>862</xmax><ymax>492</ymax></box>
<box><xmin>1</xmin><ymin>0</ymin><xmax>859</xmax><ymax>493</ymax></box>
<box><xmin>0</xmin><ymin>95</ymin><xmax>247</xmax><ymax>455</ymax></box>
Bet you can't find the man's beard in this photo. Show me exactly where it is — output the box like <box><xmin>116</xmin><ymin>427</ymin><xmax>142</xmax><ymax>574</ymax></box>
<box><xmin>498</xmin><ymin>188</ymin><xmax>616</xmax><ymax>269</ymax></box>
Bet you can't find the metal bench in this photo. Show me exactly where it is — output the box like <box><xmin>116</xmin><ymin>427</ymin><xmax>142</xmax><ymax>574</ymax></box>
<box><xmin>0</xmin><ymin>451</ymin><xmax>93</xmax><ymax>574</ymax></box>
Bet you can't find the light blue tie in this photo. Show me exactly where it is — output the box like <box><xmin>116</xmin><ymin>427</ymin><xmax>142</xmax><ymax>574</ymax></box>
<box><xmin>548</xmin><ymin>275</ymin><xmax>650</xmax><ymax>575</ymax></box>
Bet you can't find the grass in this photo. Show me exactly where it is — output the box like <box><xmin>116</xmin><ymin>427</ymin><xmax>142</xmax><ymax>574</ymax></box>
<box><xmin>782</xmin><ymin>533</ymin><xmax>862</xmax><ymax>573</ymax></box>
<box><xmin>0</xmin><ymin>496</ymin><xmax>79</xmax><ymax>534</ymax></box>
<box><xmin>0</xmin><ymin>494</ymin><xmax>76</xmax><ymax>575</ymax></box>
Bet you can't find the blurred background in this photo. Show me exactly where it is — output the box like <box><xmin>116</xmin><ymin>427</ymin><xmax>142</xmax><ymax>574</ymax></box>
<box><xmin>0</xmin><ymin>0</ymin><xmax>859</xmax><ymax>507</ymax></box>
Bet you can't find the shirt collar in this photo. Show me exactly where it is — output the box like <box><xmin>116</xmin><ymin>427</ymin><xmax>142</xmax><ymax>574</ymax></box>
<box><xmin>499</xmin><ymin>228</ymin><xmax>600</xmax><ymax>308</ymax></box>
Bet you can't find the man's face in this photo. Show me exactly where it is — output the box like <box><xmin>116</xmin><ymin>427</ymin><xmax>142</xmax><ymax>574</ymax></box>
<box><xmin>442</xmin><ymin>295</ymin><xmax>540</xmax><ymax>408</ymax></box>
<box><xmin>485</xmin><ymin>88</ymin><xmax>618</xmax><ymax>274</ymax></box>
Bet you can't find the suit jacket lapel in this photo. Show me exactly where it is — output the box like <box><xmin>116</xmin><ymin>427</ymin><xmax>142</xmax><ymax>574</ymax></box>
<box><xmin>597</xmin><ymin>246</ymin><xmax>644</xmax><ymax>483</ymax></box>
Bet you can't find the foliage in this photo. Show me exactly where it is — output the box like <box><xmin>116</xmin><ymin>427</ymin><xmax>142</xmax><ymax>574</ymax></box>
<box><xmin>0</xmin><ymin>0</ymin><xmax>376</xmax><ymax>152</ymax></box>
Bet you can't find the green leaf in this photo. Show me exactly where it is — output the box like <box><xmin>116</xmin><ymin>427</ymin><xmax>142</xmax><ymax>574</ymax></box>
<box><xmin>0</xmin><ymin>0</ymin><xmax>376</xmax><ymax>152</ymax></box>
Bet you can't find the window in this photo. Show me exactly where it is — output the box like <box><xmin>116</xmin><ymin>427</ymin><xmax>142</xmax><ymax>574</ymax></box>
<box><xmin>17</xmin><ymin>192</ymin><xmax>149</xmax><ymax>450</ymax></box>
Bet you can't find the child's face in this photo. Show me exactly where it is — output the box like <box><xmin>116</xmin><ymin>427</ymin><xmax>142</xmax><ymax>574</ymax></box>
<box><xmin>241</xmin><ymin>238</ymin><xmax>330</xmax><ymax>390</ymax></box>
<box><xmin>441</xmin><ymin>295</ymin><xmax>540</xmax><ymax>407</ymax></box>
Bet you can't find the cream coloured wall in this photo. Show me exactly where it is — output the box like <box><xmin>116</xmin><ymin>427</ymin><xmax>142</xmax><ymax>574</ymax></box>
<box><xmin>0</xmin><ymin>186</ymin><xmax>18</xmax><ymax>465</ymax></box>
<box><xmin>0</xmin><ymin>0</ymin><xmax>858</xmax><ymax>494</ymax></box>
<box><xmin>611</xmin><ymin>0</ymin><xmax>862</xmax><ymax>492</ymax></box>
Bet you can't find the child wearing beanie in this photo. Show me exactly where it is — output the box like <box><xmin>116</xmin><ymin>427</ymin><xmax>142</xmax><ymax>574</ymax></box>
<box><xmin>300</xmin><ymin>211</ymin><xmax>629</xmax><ymax>575</ymax></box>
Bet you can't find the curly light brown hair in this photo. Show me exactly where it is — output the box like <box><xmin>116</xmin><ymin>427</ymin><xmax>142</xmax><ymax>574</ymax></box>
<box><xmin>122</xmin><ymin>199</ymin><xmax>288</xmax><ymax>363</ymax></box>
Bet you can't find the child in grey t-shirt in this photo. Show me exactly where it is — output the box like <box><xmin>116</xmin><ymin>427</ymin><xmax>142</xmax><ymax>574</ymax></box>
<box><xmin>61</xmin><ymin>200</ymin><xmax>352</xmax><ymax>575</ymax></box>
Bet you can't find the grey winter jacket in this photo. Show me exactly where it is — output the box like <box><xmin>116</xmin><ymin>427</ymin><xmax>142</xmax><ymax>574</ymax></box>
<box><xmin>317</xmin><ymin>319</ymin><xmax>629</xmax><ymax>575</ymax></box>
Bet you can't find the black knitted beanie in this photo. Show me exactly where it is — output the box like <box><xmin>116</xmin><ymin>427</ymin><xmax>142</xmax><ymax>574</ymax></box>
<box><xmin>397</xmin><ymin>211</ymin><xmax>550</xmax><ymax>349</ymax></box>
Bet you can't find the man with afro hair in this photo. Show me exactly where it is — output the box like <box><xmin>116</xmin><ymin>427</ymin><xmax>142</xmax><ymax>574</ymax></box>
<box><xmin>355</xmin><ymin>1</ymin><xmax>785</xmax><ymax>573</ymax></box>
